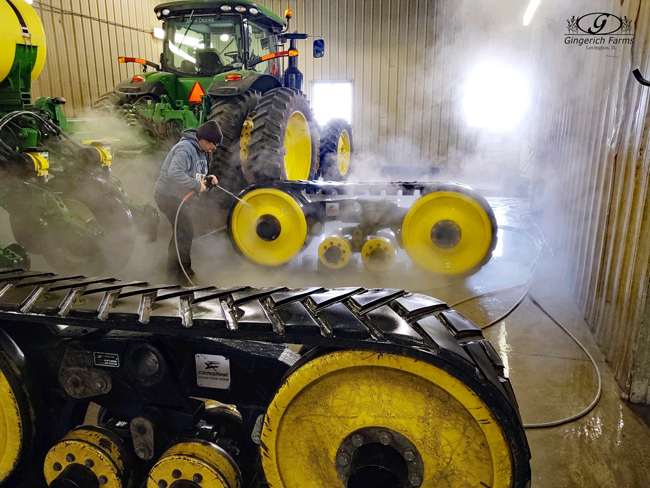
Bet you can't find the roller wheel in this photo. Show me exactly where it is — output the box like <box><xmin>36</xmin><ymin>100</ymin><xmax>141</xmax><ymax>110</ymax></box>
<box><xmin>261</xmin><ymin>348</ymin><xmax>530</xmax><ymax>488</ymax></box>
<box><xmin>228</xmin><ymin>188</ymin><xmax>307</xmax><ymax>266</ymax></box>
<box><xmin>318</xmin><ymin>118</ymin><xmax>352</xmax><ymax>181</ymax></box>
<box><xmin>0</xmin><ymin>344</ymin><xmax>35</xmax><ymax>485</ymax></box>
<box><xmin>40</xmin><ymin>174</ymin><xmax>136</xmax><ymax>275</ymax></box>
<box><xmin>402</xmin><ymin>183</ymin><xmax>497</xmax><ymax>275</ymax></box>
<box><xmin>208</xmin><ymin>91</ymin><xmax>261</xmax><ymax>195</ymax></box>
<box><xmin>245</xmin><ymin>87</ymin><xmax>318</xmax><ymax>183</ymax></box>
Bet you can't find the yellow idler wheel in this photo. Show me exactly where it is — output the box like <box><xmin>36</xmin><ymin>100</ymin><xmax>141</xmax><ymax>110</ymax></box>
<box><xmin>318</xmin><ymin>235</ymin><xmax>352</xmax><ymax>269</ymax></box>
<box><xmin>337</xmin><ymin>129</ymin><xmax>351</xmax><ymax>176</ymax></box>
<box><xmin>147</xmin><ymin>440</ymin><xmax>242</xmax><ymax>488</ymax></box>
<box><xmin>402</xmin><ymin>191</ymin><xmax>494</xmax><ymax>275</ymax></box>
<box><xmin>230</xmin><ymin>188</ymin><xmax>307</xmax><ymax>266</ymax></box>
<box><xmin>361</xmin><ymin>236</ymin><xmax>396</xmax><ymax>272</ymax></box>
<box><xmin>0</xmin><ymin>352</ymin><xmax>32</xmax><ymax>484</ymax></box>
<box><xmin>261</xmin><ymin>350</ymin><xmax>513</xmax><ymax>488</ymax></box>
<box><xmin>44</xmin><ymin>427</ymin><xmax>131</xmax><ymax>488</ymax></box>
<box><xmin>284</xmin><ymin>111</ymin><xmax>312</xmax><ymax>180</ymax></box>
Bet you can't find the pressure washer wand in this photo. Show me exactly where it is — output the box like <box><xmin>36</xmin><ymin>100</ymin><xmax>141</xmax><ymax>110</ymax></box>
<box><xmin>205</xmin><ymin>177</ymin><xmax>253</xmax><ymax>208</ymax></box>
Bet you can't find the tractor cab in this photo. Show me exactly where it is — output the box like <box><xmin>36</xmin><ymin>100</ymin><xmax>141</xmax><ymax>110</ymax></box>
<box><xmin>156</xmin><ymin>1</ymin><xmax>286</xmax><ymax>79</ymax></box>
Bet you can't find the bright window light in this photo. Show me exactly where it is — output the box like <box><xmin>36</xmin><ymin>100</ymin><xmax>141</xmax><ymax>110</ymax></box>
<box><xmin>174</xmin><ymin>33</ymin><xmax>204</xmax><ymax>48</ymax></box>
<box><xmin>153</xmin><ymin>27</ymin><xmax>164</xmax><ymax>39</ymax></box>
<box><xmin>462</xmin><ymin>62</ymin><xmax>528</xmax><ymax>132</ymax></box>
<box><xmin>523</xmin><ymin>0</ymin><xmax>541</xmax><ymax>26</ymax></box>
<box><xmin>220</xmin><ymin>34</ymin><xmax>230</xmax><ymax>42</ymax></box>
<box><xmin>24</xmin><ymin>0</ymin><xmax>33</xmax><ymax>4</ymax></box>
<box><xmin>311</xmin><ymin>81</ymin><xmax>353</xmax><ymax>126</ymax></box>
<box><xmin>168</xmin><ymin>42</ymin><xmax>196</xmax><ymax>63</ymax></box>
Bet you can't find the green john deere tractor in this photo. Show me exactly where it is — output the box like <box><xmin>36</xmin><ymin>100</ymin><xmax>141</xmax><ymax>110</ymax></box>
<box><xmin>95</xmin><ymin>0</ymin><xmax>353</xmax><ymax>194</ymax></box>
<box><xmin>0</xmin><ymin>0</ymin><xmax>159</xmax><ymax>275</ymax></box>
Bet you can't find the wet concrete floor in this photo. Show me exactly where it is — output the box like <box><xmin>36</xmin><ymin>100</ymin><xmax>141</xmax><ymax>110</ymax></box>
<box><xmin>1</xmin><ymin>158</ymin><xmax>650</xmax><ymax>487</ymax></box>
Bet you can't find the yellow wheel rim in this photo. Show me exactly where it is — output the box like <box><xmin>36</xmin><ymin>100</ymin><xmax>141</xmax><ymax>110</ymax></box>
<box><xmin>0</xmin><ymin>356</ymin><xmax>24</xmax><ymax>482</ymax></box>
<box><xmin>231</xmin><ymin>188</ymin><xmax>307</xmax><ymax>266</ymax></box>
<box><xmin>261</xmin><ymin>350</ymin><xmax>513</xmax><ymax>488</ymax></box>
<box><xmin>402</xmin><ymin>191</ymin><xmax>493</xmax><ymax>275</ymax></box>
<box><xmin>240</xmin><ymin>114</ymin><xmax>254</xmax><ymax>161</ymax></box>
<box><xmin>318</xmin><ymin>236</ymin><xmax>351</xmax><ymax>269</ymax></box>
<box><xmin>284</xmin><ymin>111</ymin><xmax>312</xmax><ymax>180</ymax></box>
<box><xmin>337</xmin><ymin>129</ymin><xmax>351</xmax><ymax>176</ymax></box>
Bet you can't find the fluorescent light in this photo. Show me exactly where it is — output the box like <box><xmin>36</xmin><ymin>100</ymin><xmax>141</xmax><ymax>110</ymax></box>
<box><xmin>220</xmin><ymin>34</ymin><xmax>230</xmax><ymax>42</ymax></box>
<box><xmin>462</xmin><ymin>62</ymin><xmax>528</xmax><ymax>132</ymax></box>
<box><xmin>24</xmin><ymin>0</ymin><xmax>33</xmax><ymax>4</ymax></box>
<box><xmin>523</xmin><ymin>0</ymin><xmax>541</xmax><ymax>26</ymax></box>
<box><xmin>312</xmin><ymin>81</ymin><xmax>353</xmax><ymax>126</ymax></box>
<box><xmin>153</xmin><ymin>27</ymin><xmax>164</xmax><ymax>39</ymax></box>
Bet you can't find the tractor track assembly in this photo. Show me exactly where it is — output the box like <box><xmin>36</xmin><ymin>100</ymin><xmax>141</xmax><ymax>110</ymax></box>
<box><xmin>0</xmin><ymin>269</ymin><xmax>531</xmax><ymax>487</ymax></box>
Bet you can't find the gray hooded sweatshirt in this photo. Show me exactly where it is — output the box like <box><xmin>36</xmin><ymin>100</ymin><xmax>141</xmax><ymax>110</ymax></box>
<box><xmin>155</xmin><ymin>130</ymin><xmax>208</xmax><ymax>199</ymax></box>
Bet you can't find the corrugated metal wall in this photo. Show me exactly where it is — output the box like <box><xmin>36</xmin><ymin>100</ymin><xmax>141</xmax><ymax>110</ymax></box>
<box><xmin>528</xmin><ymin>0</ymin><xmax>650</xmax><ymax>402</ymax></box>
<box><xmin>31</xmin><ymin>0</ymin><xmax>162</xmax><ymax>118</ymax></box>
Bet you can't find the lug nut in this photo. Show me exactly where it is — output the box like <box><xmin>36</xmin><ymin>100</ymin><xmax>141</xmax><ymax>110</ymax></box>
<box><xmin>379</xmin><ymin>431</ymin><xmax>392</xmax><ymax>445</ymax></box>
<box><xmin>409</xmin><ymin>473</ymin><xmax>422</xmax><ymax>487</ymax></box>
<box><xmin>84</xmin><ymin>459</ymin><xmax>94</xmax><ymax>468</ymax></box>
<box><xmin>172</xmin><ymin>469</ymin><xmax>182</xmax><ymax>479</ymax></box>
<box><xmin>336</xmin><ymin>452</ymin><xmax>350</xmax><ymax>466</ymax></box>
<box><xmin>98</xmin><ymin>475</ymin><xmax>108</xmax><ymax>485</ymax></box>
<box><xmin>403</xmin><ymin>449</ymin><xmax>415</xmax><ymax>462</ymax></box>
<box><xmin>157</xmin><ymin>481</ymin><xmax>168</xmax><ymax>488</ymax></box>
<box><xmin>351</xmin><ymin>434</ymin><xmax>364</xmax><ymax>448</ymax></box>
<box><xmin>65</xmin><ymin>453</ymin><xmax>75</xmax><ymax>463</ymax></box>
<box><xmin>53</xmin><ymin>462</ymin><xmax>62</xmax><ymax>472</ymax></box>
<box><xmin>193</xmin><ymin>473</ymin><xmax>203</xmax><ymax>483</ymax></box>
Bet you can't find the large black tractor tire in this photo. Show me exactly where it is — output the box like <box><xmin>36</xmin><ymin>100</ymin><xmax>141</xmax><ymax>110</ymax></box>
<box><xmin>244</xmin><ymin>87</ymin><xmax>319</xmax><ymax>183</ymax></box>
<box><xmin>91</xmin><ymin>91</ymin><xmax>122</xmax><ymax>111</ymax></box>
<box><xmin>40</xmin><ymin>174</ymin><xmax>136</xmax><ymax>276</ymax></box>
<box><xmin>318</xmin><ymin>118</ymin><xmax>353</xmax><ymax>181</ymax></box>
<box><xmin>208</xmin><ymin>91</ymin><xmax>261</xmax><ymax>196</ymax></box>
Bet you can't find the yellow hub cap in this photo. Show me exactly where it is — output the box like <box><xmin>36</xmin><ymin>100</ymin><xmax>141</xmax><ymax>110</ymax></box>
<box><xmin>0</xmin><ymin>355</ymin><xmax>25</xmax><ymax>482</ymax></box>
<box><xmin>361</xmin><ymin>236</ymin><xmax>396</xmax><ymax>272</ymax></box>
<box><xmin>402</xmin><ymin>191</ymin><xmax>493</xmax><ymax>274</ymax></box>
<box><xmin>148</xmin><ymin>441</ymin><xmax>242</xmax><ymax>488</ymax></box>
<box><xmin>318</xmin><ymin>236</ymin><xmax>351</xmax><ymax>269</ymax></box>
<box><xmin>231</xmin><ymin>188</ymin><xmax>307</xmax><ymax>266</ymax></box>
<box><xmin>261</xmin><ymin>350</ymin><xmax>513</xmax><ymax>488</ymax></box>
<box><xmin>284</xmin><ymin>111</ymin><xmax>312</xmax><ymax>180</ymax></box>
<box><xmin>337</xmin><ymin>129</ymin><xmax>351</xmax><ymax>176</ymax></box>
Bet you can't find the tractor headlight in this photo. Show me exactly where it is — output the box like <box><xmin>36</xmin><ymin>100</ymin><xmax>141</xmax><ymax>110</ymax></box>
<box><xmin>221</xmin><ymin>5</ymin><xmax>232</xmax><ymax>11</ymax></box>
<box><xmin>162</xmin><ymin>8</ymin><xmax>170</xmax><ymax>16</ymax></box>
<box><xmin>235</xmin><ymin>6</ymin><xmax>246</xmax><ymax>12</ymax></box>
<box><xmin>249</xmin><ymin>7</ymin><xmax>259</xmax><ymax>14</ymax></box>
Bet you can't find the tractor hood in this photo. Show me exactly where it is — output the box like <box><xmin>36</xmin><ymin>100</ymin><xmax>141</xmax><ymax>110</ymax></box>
<box><xmin>154</xmin><ymin>1</ymin><xmax>286</xmax><ymax>33</ymax></box>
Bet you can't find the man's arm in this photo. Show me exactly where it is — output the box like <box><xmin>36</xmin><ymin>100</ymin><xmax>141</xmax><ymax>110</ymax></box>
<box><xmin>168</xmin><ymin>146</ymin><xmax>202</xmax><ymax>194</ymax></box>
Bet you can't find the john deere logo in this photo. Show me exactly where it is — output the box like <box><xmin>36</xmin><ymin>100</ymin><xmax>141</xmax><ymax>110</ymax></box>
<box><xmin>565</xmin><ymin>13</ymin><xmax>634</xmax><ymax>50</ymax></box>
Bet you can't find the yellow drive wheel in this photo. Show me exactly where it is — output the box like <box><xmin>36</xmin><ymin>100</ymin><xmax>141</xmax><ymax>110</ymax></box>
<box><xmin>0</xmin><ymin>352</ymin><xmax>32</xmax><ymax>484</ymax></box>
<box><xmin>337</xmin><ymin>129</ymin><xmax>351</xmax><ymax>176</ymax></box>
<box><xmin>402</xmin><ymin>190</ymin><xmax>495</xmax><ymax>275</ymax></box>
<box><xmin>318</xmin><ymin>235</ymin><xmax>352</xmax><ymax>269</ymax></box>
<box><xmin>261</xmin><ymin>350</ymin><xmax>514</xmax><ymax>488</ymax></box>
<box><xmin>44</xmin><ymin>427</ymin><xmax>131</xmax><ymax>488</ymax></box>
<box><xmin>230</xmin><ymin>188</ymin><xmax>307</xmax><ymax>266</ymax></box>
<box><xmin>361</xmin><ymin>236</ymin><xmax>397</xmax><ymax>272</ymax></box>
<box><xmin>148</xmin><ymin>440</ymin><xmax>242</xmax><ymax>488</ymax></box>
<box><xmin>284</xmin><ymin>111</ymin><xmax>312</xmax><ymax>180</ymax></box>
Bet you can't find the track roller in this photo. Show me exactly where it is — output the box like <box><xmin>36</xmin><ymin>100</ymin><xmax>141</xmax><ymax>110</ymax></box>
<box><xmin>402</xmin><ymin>187</ymin><xmax>497</xmax><ymax>275</ymax></box>
<box><xmin>261</xmin><ymin>350</ymin><xmax>521</xmax><ymax>488</ymax></box>
<box><xmin>0</xmin><ymin>339</ymin><xmax>34</xmax><ymax>484</ymax></box>
<box><xmin>147</xmin><ymin>440</ymin><xmax>242</xmax><ymax>488</ymax></box>
<box><xmin>318</xmin><ymin>235</ymin><xmax>352</xmax><ymax>269</ymax></box>
<box><xmin>229</xmin><ymin>188</ymin><xmax>307</xmax><ymax>266</ymax></box>
<box><xmin>43</xmin><ymin>427</ymin><xmax>132</xmax><ymax>488</ymax></box>
<box><xmin>361</xmin><ymin>232</ymin><xmax>397</xmax><ymax>272</ymax></box>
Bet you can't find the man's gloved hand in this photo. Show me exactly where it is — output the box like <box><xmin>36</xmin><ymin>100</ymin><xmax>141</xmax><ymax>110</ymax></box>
<box><xmin>199</xmin><ymin>175</ymin><xmax>218</xmax><ymax>195</ymax></box>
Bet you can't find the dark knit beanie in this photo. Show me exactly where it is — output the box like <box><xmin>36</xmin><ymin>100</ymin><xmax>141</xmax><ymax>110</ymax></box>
<box><xmin>196</xmin><ymin>120</ymin><xmax>223</xmax><ymax>145</ymax></box>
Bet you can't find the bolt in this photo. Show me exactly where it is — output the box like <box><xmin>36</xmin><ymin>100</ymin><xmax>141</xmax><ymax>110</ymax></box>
<box><xmin>158</xmin><ymin>481</ymin><xmax>168</xmax><ymax>488</ymax></box>
<box><xmin>65</xmin><ymin>453</ymin><xmax>75</xmax><ymax>463</ymax></box>
<box><xmin>98</xmin><ymin>475</ymin><xmax>108</xmax><ymax>485</ymax></box>
<box><xmin>136</xmin><ymin>448</ymin><xmax>148</xmax><ymax>459</ymax></box>
<box><xmin>172</xmin><ymin>469</ymin><xmax>182</xmax><ymax>479</ymax></box>
<box><xmin>84</xmin><ymin>459</ymin><xmax>94</xmax><ymax>468</ymax></box>
<box><xmin>95</xmin><ymin>378</ymin><xmax>107</xmax><ymax>391</ymax></box>
<box><xmin>409</xmin><ymin>473</ymin><xmax>422</xmax><ymax>487</ymax></box>
<box><xmin>193</xmin><ymin>473</ymin><xmax>203</xmax><ymax>483</ymax></box>
<box><xmin>379</xmin><ymin>431</ymin><xmax>392</xmax><ymax>446</ymax></box>
<box><xmin>53</xmin><ymin>462</ymin><xmax>62</xmax><ymax>472</ymax></box>
<box><xmin>403</xmin><ymin>450</ymin><xmax>415</xmax><ymax>462</ymax></box>
<box><xmin>351</xmin><ymin>434</ymin><xmax>364</xmax><ymax>448</ymax></box>
<box><xmin>336</xmin><ymin>452</ymin><xmax>350</xmax><ymax>466</ymax></box>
